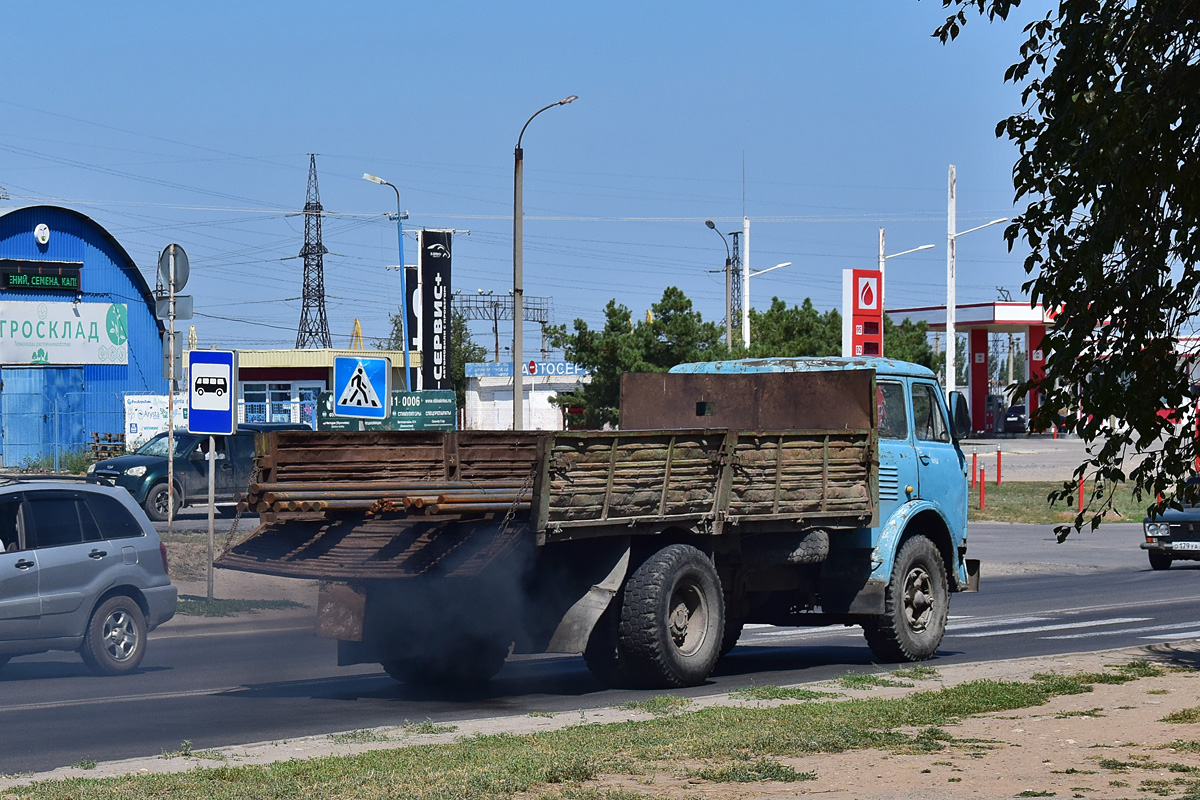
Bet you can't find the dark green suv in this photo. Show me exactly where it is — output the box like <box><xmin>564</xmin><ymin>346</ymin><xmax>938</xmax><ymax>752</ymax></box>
<box><xmin>87</xmin><ymin>423</ymin><xmax>307</xmax><ymax>521</ymax></box>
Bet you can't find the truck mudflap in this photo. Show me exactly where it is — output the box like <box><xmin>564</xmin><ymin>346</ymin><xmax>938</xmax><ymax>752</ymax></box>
<box><xmin>216</xmin><ymin>515</ymin><xmax>535</xmax><ymax>581</ymax></box>
<box><xmin>962</xmin><ymin>558</ymin><xmax>981</xmax><ymax>592</ymax></box>
<box><xmin>546</xmin><ymin>544</ymin><xmax>630</xmax><ymax>654</ymax></box>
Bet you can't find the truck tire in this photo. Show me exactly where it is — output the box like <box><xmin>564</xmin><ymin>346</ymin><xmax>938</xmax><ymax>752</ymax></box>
<box><xmin>719</xmin><ymin>588</ymin><xmax>745</xmax><ymax>658</ymax></box>
<box><xmin>583</xmin><ymin>602</ymin><xmax>634</xmax><ymax>688</ymax></box>
<box><xmin>143</xmin><ymin>482</ymin><xmax>180</xmax><ymax>522</ymax></box>
<box><xmin>80</xmin><ymin>596</ymin><xmax>147</xmax><ymax>676</ymax></box>
<box><xmin>1148</xmin><ymin>550</ymin><xmax>1173</xmax><ymax>570</ymax></box>
<box><xmin>381</xmin><ymin>635</ymin><xmax>509</xmax><ymax>687</ymax></box>
<box><xmin>617</xmin><ymin>544</ymin><xmax>724</xmax><ymax>688</ymax></box>
<box><xmin>862</xmin><ymin>536</ymin><xmax>948</xmax><ymax>663</ymax></box>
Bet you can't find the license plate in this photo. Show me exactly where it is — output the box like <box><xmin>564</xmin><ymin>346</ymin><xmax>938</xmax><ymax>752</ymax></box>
<box><xmin>1172</xmin><ymin>541</ymin><xmax>1200</xmax><ymax>551</ymax></box>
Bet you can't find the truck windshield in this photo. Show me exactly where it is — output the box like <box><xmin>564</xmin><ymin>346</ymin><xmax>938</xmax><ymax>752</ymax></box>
<box><xmin>912</xmin><ymin>383</ymin><xmax>951</xmax><ymax>443</ymax></box>
<box><xmin>877</xmin><ymin>382</ymin><xmax>908</xmax><ymax>439</ymax></box>
<box><xmin>135</xmin><ymin>433</ymin><xmax>199</xmax><ymax>458</ymax></box>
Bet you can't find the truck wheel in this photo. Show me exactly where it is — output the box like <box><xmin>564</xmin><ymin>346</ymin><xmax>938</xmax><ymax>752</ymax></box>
<box><xmin>143</xmin><ymin>482</ymin><xmax>180</xmax><ymax>522</ymax></box>
<box><xmin>1149</xmin><ymin>550</ymin><xmax>1173</xmax><ymax>570</ymax></box>
<box><xmin>719</xmin><ymin>617</ymin><xmax>744</xmax><ymax>658</ymax></box>
<box><xmin>381</xmin><ymin>636</ymin><xmax>509</xmax><ymax>687</ymax></box>
<box><xmin>719</xmin><ymin>589</ymin><xmax>745</xmax><ymax>658</ymax></box>
<box><xmin>583</xmin><ymin>602</ymin><xmax>634</xmax><ymax>688</ymax></box>
<box><xmin>618</xmin><ymin>544</ymin><xmax>724</xmax><ymax>688</ymax></box>
<box><xmin>80</xmin><ymin>596</ymin><xmax>147</xmax><ymax>676</ymax></box>
<box><xmin>862</xmin><ymin>536</ymin><xmax>948</xmax><ymax>663</ymax></box>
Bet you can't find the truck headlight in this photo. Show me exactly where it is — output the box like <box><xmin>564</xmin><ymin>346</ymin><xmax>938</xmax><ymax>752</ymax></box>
<box><xmin>1145</xmin><ymin>523</ymin><xmax>1169</xmax><ymax>537</ymax></box>
<box><xmin>125</xmin><ymin>465</ymin><xmax>147</xmax><ymax>477</ymax></box>
<box><xmin>86</xmin><ymin>463</ymin><xmax>95</xmax><ymax>475</ymax></box>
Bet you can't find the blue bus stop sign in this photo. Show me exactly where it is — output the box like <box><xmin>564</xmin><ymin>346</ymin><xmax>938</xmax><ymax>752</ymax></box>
<box><xmin>333</xmin><ymin>356</ymin><xmax>391</xmax><ymax>420</ymax></box>
<box><xmin>188</xmin><ymin>350</ymin><xmax>237</xmax><ymax>435</ymax></box>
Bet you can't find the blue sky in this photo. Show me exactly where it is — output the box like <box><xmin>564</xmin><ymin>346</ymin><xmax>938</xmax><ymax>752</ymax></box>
<box><xmin>1</xmin><ymin>1</ymin><xmax>1039</xmax><ymax>354</ymax></box>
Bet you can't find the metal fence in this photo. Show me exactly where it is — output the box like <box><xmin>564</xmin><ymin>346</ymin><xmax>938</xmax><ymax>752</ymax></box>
<box><xmin>0</xmin><ymin>391</ymin><xmax>124</xmax><ymax>470</ymax></box>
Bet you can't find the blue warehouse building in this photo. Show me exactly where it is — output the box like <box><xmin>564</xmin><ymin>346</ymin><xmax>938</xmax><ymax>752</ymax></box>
<box><xmin>0</xmin><ymin>206</ymin><xmax>165</xmax><ymax>466</ymax></box>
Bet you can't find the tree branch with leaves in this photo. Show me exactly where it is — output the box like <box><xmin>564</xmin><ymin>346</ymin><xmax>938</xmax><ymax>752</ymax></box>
<box><xmin>938</xmin><ymin>0</ymin><xmax>1200</xmax><ymax>536</ymax></box>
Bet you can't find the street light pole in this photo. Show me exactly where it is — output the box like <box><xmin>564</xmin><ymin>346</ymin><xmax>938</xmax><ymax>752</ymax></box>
<box><xmin>514</xmin><ymin>95</ymin><xmax>577</xmax><ymax>431</ymax></box>
<box><xmin>743</xmin><ymin>261</ymin><xmax>792</xmax><ymax>348</ymax></box>
<box><xmin>363</xmin><ymin>173</ymin><xmax>410</xmax><ymax>390</ymax></box>
<box><xmin>705</xmin><ymin>220</ymin><xmax>732</xmax><ymax>348</ymax></box>
<box><xmin>945</xmin><ymin>164</ymin><xmax>1008</xmax><ymax>395</ymax></box>
<box><xmin>878</xmin><ymin>227</ymin><xmax>935</xmax><ymax>352</ymax></box>
<box><xmin>741</xmin><ymin>216</ymin><xmax>751</xmax><ymax>348</ymax></box>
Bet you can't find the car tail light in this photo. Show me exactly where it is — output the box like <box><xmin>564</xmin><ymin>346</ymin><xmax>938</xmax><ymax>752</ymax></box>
<box><xmin>159</xmin><ymin>541</ymin><xmax>170</xmax><ymax>574</ymax></box>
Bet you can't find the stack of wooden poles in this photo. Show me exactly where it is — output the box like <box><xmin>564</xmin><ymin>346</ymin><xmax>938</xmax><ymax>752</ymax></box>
<box><xmin>238</xmin><ymin>480</ymin><xmax>532</xmax><ymax>516</ymax></box>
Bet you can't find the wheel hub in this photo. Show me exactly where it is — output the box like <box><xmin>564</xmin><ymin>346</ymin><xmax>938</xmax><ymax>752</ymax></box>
<box><xmin>668</xmin><ymin>581</ymin><xmax>708</xmax><ymax>654</ymax></box>
<box><xmin>903</xmin><ymin>566</ymin><xmax>933</xmax><ymax>632</ymax></box>
<box><xmin>103</xmin><ymin>610</ymin><xmax>139</xmax><ymax>661</ymax></box>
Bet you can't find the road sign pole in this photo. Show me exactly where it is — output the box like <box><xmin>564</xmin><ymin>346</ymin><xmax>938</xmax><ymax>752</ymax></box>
<box><xmin>207</xmin><ymin>435</ymin><xmax>215</xmax><ymax>602</ymax></box>
<box><xmin>167</xmin><ymin>246</ymin><xmax>176</xmax><ymax>534</ymax></box>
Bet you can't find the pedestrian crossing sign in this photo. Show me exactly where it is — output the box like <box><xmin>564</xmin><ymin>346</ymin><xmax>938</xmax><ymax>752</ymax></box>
<box><xmin>333</xmin><ymin>356</ymin><xmax>391</xmax><ymax>420</ymax></box>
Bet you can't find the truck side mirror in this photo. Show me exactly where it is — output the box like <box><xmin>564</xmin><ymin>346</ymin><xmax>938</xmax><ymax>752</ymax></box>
<box><xmin>949</xmin><ymin>391</ymin><xmax>971</xmax><ymax>440</ymax></box>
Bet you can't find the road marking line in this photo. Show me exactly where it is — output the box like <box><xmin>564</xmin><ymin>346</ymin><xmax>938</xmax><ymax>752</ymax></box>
<box><xmin>948</xmin><ymin>616</ymin><xmax>1053</xmax><ymax>631</ymax></box>
<box><xmin>1042</xmin><ymin>621</ymin><xmax>1200</xmax><ymax>640</ymax></box>
<box><xmin>950</xmin><ymin>617</ymin><xmax>1150</xmax><ymax>638</ymax></box>
<box><xmin>1143</xmin><ymin>631</ymin><xmax>1200</xmax><ymax>641</ymax></box>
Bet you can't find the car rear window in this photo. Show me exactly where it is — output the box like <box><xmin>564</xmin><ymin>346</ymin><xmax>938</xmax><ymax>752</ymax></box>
<box><xmin>83</xmin><ymin>493</ymin><xmax>145</xmax><ymax>540</ymax></box>
<box><xmin>24</xmin><ymin>491</ymin><xmax>103</xmax><ymax>548</ymax></box>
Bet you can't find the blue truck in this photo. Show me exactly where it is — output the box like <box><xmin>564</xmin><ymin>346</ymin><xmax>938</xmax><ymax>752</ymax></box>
<box><xmin>219</xmin><ymin>357</ymin><xmax>978</xmax><ymax>688</ymax></box>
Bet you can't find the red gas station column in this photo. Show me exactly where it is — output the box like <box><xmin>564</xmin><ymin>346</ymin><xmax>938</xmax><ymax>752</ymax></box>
<box><xmin>841</xmin><ymin>269</ymin><xmax>883</xmax><ymax>358</ymax></box>
<box><xmin>1028</xmin><ymin>325</ymin><xmax>1046</xmax><ymax>424</ymax></box>
<box><xmin>970</xmin><ymin>328</ymin><xmax>990</xmax><ymax>433</ymax></box>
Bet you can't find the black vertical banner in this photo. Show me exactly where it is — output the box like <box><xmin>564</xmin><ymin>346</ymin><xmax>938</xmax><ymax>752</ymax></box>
<box><xmin>420</xmin><ymin>230</ymin><xmax>452</xmax><ymax>391</ymax></box>
<box><xmin>405</xmin><ymin>266</ymin><xmax>420</xmax><ymax>390</ymax></box>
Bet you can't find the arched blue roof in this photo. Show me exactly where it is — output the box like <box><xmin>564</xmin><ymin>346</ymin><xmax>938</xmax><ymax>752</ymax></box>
<box><xmin>0</xmin><ymin>205</ymin><xmax>162</xmax><ymax>333</ymax></box>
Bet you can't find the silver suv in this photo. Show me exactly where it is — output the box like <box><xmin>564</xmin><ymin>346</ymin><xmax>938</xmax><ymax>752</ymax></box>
<box><xmin>0</xmin><ymin>477</ymin><xmax>178</xmax><ymax>675</ymax></box>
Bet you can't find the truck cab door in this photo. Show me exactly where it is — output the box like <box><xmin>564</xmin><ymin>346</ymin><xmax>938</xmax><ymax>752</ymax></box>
<box><xmin>911</xmin><ymin>381</ymin><xmax>968</xmax><ymax>528</ymax></box>
<box><xmin>876</xmin><ymin>379</ymin><xmax>919</xmax><ymax>522</ymax></box>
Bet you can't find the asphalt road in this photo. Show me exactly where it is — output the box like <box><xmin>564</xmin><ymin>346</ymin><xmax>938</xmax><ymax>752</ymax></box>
<box><xmin>4</xmin><ymin>520</ymin><xmax>1198</xmax><ymax>776</ymax></box>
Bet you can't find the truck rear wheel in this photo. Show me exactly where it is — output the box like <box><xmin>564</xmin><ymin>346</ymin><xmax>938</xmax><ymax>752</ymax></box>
<box><xmin>618</xmin><ymin>544</ymin><xmax>724</xmax><ymax>688</ymax></box>
<box><xmin>862</xmin><ymin>535</ymin><xmax>948</xmax><ymax>662</ymax></box>
<box><xmin>583</xmin><ymin>602</ymin><xmax>634</xmax><ymax>688</ymax></box>
<box><xmin>381</xmin><ymin>635</ymin><xmax>509</xmax><ymax>687</ymax></box>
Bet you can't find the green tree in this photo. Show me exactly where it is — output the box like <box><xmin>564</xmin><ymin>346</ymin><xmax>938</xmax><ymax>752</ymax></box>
<box><xmin>748</xmin><ymin>297</ymin><xmax>841</xmax><ymax>358</ymax></box>
<box><xmin>548</xmin><ymin>287</ymin><xmax>727</xmax><ymax>427</ymax></box>
<box><xmin>884</xmin><ymin>316</ymin><xmax>936</xmax><ymax>369</ymax></box>
<box><xmin>377</xmin><ymin>308</ymin><xmax>485</xmax><ymax>410</ymax></box>
<box><xmin>937</xmin><ymin>1</ymin><xmax>1200</xmax><ymax>533</ymax></box>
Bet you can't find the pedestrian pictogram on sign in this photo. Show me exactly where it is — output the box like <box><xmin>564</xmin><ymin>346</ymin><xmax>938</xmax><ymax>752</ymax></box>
<box><xmin>333</xmin><ymin>356</ymin><xmax>391</xmax><ymax>420</ymax></box>
<box><xmin>338</xmin><ymin>363</ymin><xmax>383</xmax><ymax>409</ymax></box>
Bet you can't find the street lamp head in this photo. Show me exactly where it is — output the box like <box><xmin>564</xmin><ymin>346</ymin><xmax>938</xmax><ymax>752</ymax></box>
<box><xmin>362</xmin><ymin>173</ymin><xmax>386</xmax><ymax>185</ymax></box>
<box><xmin>560</xmin><ymin>95</ymin><xmax>578</xmax><ymax>105</ymax></box>
<box><xmin>705</xmin><ymin>219</ymin><xmax>716</xmax><ymax>230</ymax></box>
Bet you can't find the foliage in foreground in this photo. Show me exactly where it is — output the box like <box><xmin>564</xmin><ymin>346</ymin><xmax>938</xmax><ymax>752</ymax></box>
<box><xmin>937</xmin><ymin>1</ymin><xmax>1200</xmax><ymax>538</ymax></box>
<box><xmin>7</xmin><ymin>668</ymin><xmax>1160</xmax><ymax>800</ymax></box>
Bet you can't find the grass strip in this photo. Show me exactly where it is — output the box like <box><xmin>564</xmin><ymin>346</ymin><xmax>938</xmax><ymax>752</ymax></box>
<box><xmin>6</xmin><ymin>668</ymin><xmax>1153</xmax><ymax>799</ymax></box>
<box><xmin>967</xmin><ymin>480</ymin><xmax>1149</xmax><ymax>524</ymax></box>
<box><xmin>175</xmin><ymin>598</ymin><xmax>304</xmax><ymax>617</ymax></box>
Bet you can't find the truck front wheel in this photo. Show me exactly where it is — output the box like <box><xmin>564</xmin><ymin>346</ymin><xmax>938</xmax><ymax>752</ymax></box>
<box><xmin>618</xmin><ymin>544</ymin><xmax>724</xmax><ymax>688</ymax></box>
<box><xmin>862</xmin><ymin>536</ymin><xmax>948</xmax><ymax>662</ymax></box>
